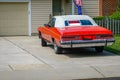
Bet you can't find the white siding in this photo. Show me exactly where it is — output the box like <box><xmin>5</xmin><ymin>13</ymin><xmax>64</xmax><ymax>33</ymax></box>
<box><xmin>31</xmin><ymin>0</ymin><xmax>52</xmax><ymax>33</ymax></box>
<box><xmin>66</xmin><ymin>0</ymin><xmax>99</xmax><ymax>17</ymax></box>
<box><xmin>78</xmin><ymin>0</ymin><xmax>99</xmax><ymax>17</ymax></box>
<box><xmin>65</xmin><ymin>0</ymin><xmax>72</xmax><ymax>15</ymax></box>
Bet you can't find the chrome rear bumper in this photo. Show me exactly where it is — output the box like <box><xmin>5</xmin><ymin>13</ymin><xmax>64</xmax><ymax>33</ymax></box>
<box><xmin>60</xmin><ymin>38</ymin><xmax>115</xmax><ymax>48</ymax></box>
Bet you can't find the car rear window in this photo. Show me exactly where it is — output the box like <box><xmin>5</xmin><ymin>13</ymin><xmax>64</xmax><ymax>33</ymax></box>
<box><xmin>65</xmin><ymin>20</ymin><xmax>93</xmax><ymax>26</ymax></box>
<box><xmin>80</xmin><ymin>20</ymin><xmax>93</xmax><ymax>25</ymax></box>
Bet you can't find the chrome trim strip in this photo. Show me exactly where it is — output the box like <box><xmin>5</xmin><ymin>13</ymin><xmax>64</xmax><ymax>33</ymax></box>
<box><xmin>60</xmin><ymin>38</ymin><xmax>115</xmax><ymax>48</ymax></box>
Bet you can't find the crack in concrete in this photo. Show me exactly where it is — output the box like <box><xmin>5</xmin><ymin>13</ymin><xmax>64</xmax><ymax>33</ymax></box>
<box><xmin>90</xmin><ymin>65</ymin><xmax>106</xmax><ymax>78</ymax></box>
<box><xmin>8</xmin><ymin>65</ymin><xmax>14</xmax><ymax>71</ymax></box>
<box><xmin>3</xmin><ymin>37</ymin><xmax>54</xmax><ymax>69</ymax></box>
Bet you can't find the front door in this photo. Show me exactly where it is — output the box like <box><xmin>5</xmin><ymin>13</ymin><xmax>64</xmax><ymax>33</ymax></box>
<box><xmin>52</xmin><ymin>0</ymin><xmax>62</xmax><ymax>16</ymax></box>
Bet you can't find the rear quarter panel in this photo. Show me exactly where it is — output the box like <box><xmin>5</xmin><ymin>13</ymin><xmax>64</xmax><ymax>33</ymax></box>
<box><xmin>38</xmin><ymin>26</ymin><xmax>61</xmax><ymax>45</ymax></box>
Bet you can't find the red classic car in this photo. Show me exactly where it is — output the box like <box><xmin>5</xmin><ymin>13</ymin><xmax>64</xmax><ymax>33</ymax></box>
<box><xmin>38</xmin><ymin>15</ymin><xmax>115</xmax><ymax>54</ymax></box>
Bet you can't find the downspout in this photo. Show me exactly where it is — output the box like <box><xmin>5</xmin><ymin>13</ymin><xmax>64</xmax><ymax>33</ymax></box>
<box><xmin>28</xmin><ymin>0</ymin><xmax>32</xmax><ymax>36</ymax></box>
<box><xmin>72</xmin><ymin>0</ymin><xmax>75</xmax><ymax>15</ymax></box>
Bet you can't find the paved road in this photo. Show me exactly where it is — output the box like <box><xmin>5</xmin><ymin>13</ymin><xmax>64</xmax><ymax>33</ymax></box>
<box><xmin>0</xmin><ymin>36</ymin><xmax>120</xmax><ymax>80</ymax></box>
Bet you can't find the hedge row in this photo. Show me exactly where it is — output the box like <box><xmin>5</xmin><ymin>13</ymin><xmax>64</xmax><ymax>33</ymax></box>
<box><xmin>93</xmin><ymin>11</ymin><xmax>120</xmax><ymax>20</ymax></box>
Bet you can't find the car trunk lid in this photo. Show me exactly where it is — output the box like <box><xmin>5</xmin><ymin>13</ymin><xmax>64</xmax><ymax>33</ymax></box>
<box><xmin>57</xmin><ymin>26</ymin><xmax>112</xmax><ymax>40</ymax></box>
<box><xmin>58</xmin><ymin>26</ymin><xmax>112</xmax><ymax>36</ymax></box>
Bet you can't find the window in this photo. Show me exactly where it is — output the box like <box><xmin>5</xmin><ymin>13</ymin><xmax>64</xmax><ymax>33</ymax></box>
<box><xmin>80</xmin><ymin>20</ymin><xmax>93</xmax><ymax>25</ymax></box>
<box><xmin>48</xmin><ymin>18</ymin><xmax>56</xmax><ymax>27</ymax></box>
<box><xmin>65</xmin><ymin>20</ymin><xmax>81</xmax><ymax>26</ymax></box>
<box><xmin>64</xmin><ymin>20</ymin><xmax>93</xmax><ymax>27</ymax></box>
<box><xmin>65</xmin><ymin>20</ymin><xmax>69</xmax><ymax>26</ymax></box>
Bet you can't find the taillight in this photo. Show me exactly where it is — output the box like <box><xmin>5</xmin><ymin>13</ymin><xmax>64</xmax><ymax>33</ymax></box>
<box><xmin>96</xmin><ymin>34</ymin><xmax>113</xmax><ymax>39</ymax></box>
<box><xmin>61</xmin><ymin>36</ymin><xmax>80</xmax><ymax>41</ymax></box>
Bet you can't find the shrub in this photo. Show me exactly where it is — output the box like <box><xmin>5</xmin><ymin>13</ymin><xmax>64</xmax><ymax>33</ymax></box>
<box><xmin>93</xmin><ymin>16</ymin><xmax>105</xmax><ymax>20</ymax></box>
<box><xmin>93</xmin><ymin>12</ymin><xmax>120</xmax><ymax>20</ymax></box>
<box><xmin>110</xmin><ymin>11</ymin><xmax>120</xmax><ymax>20</ymax></box>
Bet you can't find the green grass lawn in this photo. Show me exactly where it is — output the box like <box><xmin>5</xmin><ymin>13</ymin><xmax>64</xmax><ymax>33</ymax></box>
<box><xmin>105</xmin><ymin>35</ymin><xmax>120</xmax><ymax>55</ymax></box>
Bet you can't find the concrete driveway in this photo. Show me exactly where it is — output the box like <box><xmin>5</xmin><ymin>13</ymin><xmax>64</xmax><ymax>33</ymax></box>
<box><xmin>0</xmin><ymin>36</ymin><xmax>120</xmax><ymax>80</ymax></box>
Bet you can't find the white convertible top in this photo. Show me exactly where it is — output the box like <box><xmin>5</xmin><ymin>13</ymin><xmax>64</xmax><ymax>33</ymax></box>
<box><xmin>53</xmin><ymin>15</ymin><xmax>98</xmax><ymax>28</ymax></box>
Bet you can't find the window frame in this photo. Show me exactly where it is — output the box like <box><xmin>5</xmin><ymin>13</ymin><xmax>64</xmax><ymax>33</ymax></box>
<box><xmin>48</xmin><ymin>18</ymin><xmax>56</xmax><ymax>27</ymax></box>
<box><xmin>64</xmin><ymin>19</ymin><xmax>93</xmax><ymax>27</ymax></box>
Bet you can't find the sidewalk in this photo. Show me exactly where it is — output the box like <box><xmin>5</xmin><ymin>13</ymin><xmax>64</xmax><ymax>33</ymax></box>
<box><xmin>0</xmin><ymin>36</ymin><xmax>120</xmax><ymax>80</ymax></box>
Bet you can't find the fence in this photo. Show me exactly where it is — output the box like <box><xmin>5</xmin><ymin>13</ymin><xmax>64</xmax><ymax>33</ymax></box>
<box><xmin>94</xmin><ymin>18</ymin><xmax>120</xmax><ymax>35</ymax></box>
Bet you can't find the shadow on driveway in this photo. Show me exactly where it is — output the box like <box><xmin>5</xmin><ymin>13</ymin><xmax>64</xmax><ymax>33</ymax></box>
<box><xmin>62</xmin><ymin>48</ymin><xmax>117</xmax><ymax>58</ymax></box>
<box><xmin>47</xmin><ymin>44</ymin><xmax>117</xmax><ymax>58</ymax></box>
<box><xmin>73</xmin><ymin>77</ymin><xmax>120</xmax><ymax>80</ymax></box>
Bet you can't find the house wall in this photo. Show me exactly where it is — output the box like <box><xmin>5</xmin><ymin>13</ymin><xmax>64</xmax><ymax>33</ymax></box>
<box><xmin>65</xmin><ymin>0</ymin><xmax>72</xmax><ymax>15</ymax></box>
<box><xmin>81</xmin><ymin>0</ymin><xmax>99</xmax><ymax>17</ymax></box>
<box><xmin>102</xmin><ymin>0</ymin><xmax>117</xmax><ymax>16</ymax></box>
<box><xmin>0</xmin><ymin>0</ymin><xmax>29</xmax><ymax>2</ymax></box>
<box><xmin>65</xmin><ymin>0</ymin><xmax>99</xmax><ymax>17</ymax></box>
<box><xmin>31</xmin><ymin>0</ymin><xmax>52</xmax><ymax>34</ymax></box>
<box><xmin>0</xmin><ymin>0</ymin><xmax>100</xmax><ymax>35</ymax></box>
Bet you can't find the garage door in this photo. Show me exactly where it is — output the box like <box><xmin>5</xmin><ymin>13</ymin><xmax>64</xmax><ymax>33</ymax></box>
<box><xmin>0</xmin><ymin>2</ymin><xmax>28</xmax><ymax>36</ymax></box>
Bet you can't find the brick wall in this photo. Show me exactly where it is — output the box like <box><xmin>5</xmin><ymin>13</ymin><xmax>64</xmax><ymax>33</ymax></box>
<box><xmin>102</xmin><ymin>0</ymin><xmax>117</xmax><ymax>16</ymax></box>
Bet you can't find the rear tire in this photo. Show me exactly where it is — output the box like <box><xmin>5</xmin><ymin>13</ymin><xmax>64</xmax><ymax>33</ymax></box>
<box><xmin>41</xmin><ymin>38</ymin><xmax>47</xmax><ymax>47</ymax></box>
<box><xmin>95</xmin><ymin>46</ymin><xmax>104</xmax><ymax>53</ymax></box>
<box><xmin>53</xmin><ymin>41</ymin><xmax>62</xmax><ymax>54</ymax></box>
